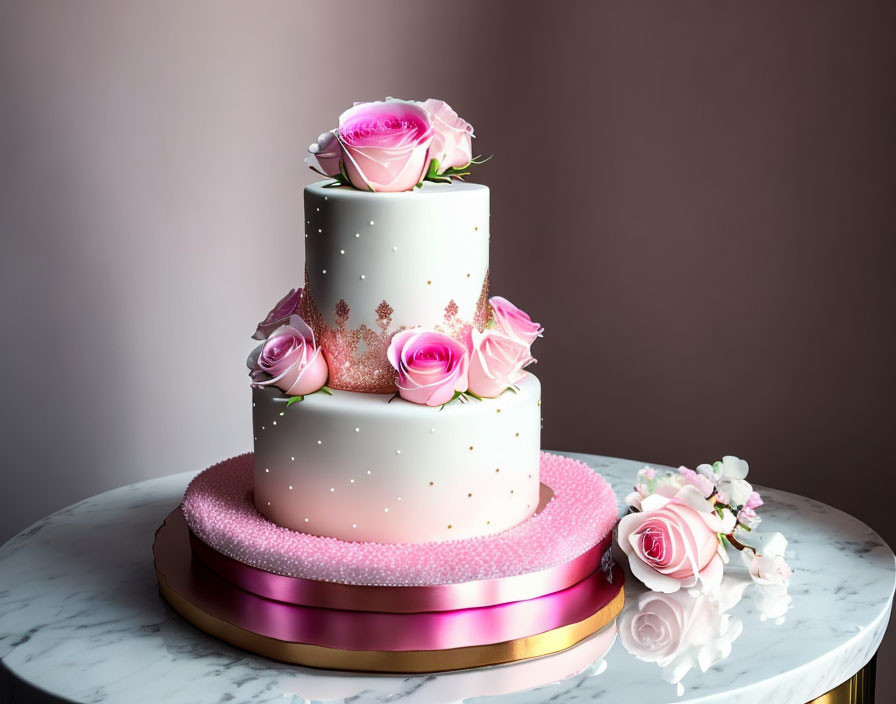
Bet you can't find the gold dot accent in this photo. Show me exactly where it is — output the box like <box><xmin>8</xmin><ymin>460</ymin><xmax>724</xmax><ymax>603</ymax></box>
<box><xmin>427</xmin><ymin>280</ymin><xmax>432</xmax><ymax>285</ymax></box>
<box><xmin>429</xmin><ymin>481</ymin><xmax>434</xmax><ymax>486</ymax></box>
<box><xmin>537</xmin><ymin>400</ymin><xmax>542</xmax><ymax>406</ymax></box>
<box><xmin>486</xmin><ymin>520</ymin><xmax>491</xmax><ymax>525</ymax></box>
<box><xmin>469</xmin><ymin>445</ymin><xmax>474</xmax><ymax>451</ymax></box>
<box><xmin>495</xmin><ymin>468</ymin><xmax>500</xmax><ymax>473</ymax></box>
<box><xmin>447</xmin><ymin>524</ymin><xmax>452</xmax><ymax>529</ymax></box>
<box><xmin>510</xmin><ymin>489</ymin><xmax>515</xmax><ymax>494</ymax></box>
<box><xmin>466</xmin><ymin>273</ymin><xmax>471</xmax><ymax>278</ymax></box>
<box><xmin>467</xmin><ymin>492</ymin><xmax>472</xmax><ymax>497</ymax></box>
<box><xmin>515</xmin><ymin>432</ymin><xmax>520</xmax><ymax>437</ymax></box>
<box><xmin>496</xmin><ymin>409</ymin><xmax>501</xmax><ymax>413</ymax></box>
<box><xmin>474</xmin><ymin>226</ymin><xmax>478</xmax><ymax>231</ymax></box>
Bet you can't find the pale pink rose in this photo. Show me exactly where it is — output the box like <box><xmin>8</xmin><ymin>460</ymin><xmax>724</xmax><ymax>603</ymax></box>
<box><xmin>467</xmin><ymin>328</ymin><xmax>534</xmax><ymax>398</ymax></box>
<box><xmin>337</xmin><ymin>100</ymin><xmax>433</xmax><ymax>192</ymax></box>
<box><xmin>387</xmin><ymin>328</ymin><xmax>468</xmax><ymax>406</ymax></box>
<box><xmin>247</xmin><ymin>315</ymin><xmax>328</xmax><ymax>396</ymax></box>
<box><xmin>252</xmin><ymin>288</ymin><xmax>302</xmax><ymax>340</ymax></box>
<box><xmin>420</xmin><ymin>98</ymin><xmax>474</xmax><ymax>173</ymax></box>
<box><xmin>489</xmin><ymin>296</ymin><xmax>543</xmax><ymax>346</ymax></box>
<box><xmin>307</xmin><ymin>131</ymin><xmax>342</xmax><ymax>178</ymax></box>
<box><xmin>618</xmin><ymin>485</ymin><xmax>735</xmax><ymax>593</ymax></box>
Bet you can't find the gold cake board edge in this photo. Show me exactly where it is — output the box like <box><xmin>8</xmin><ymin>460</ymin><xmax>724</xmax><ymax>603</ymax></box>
<box><xmin>156</xmin><ymin>571</ymin><xmax>624</xmax><ymax>673</ymax></box>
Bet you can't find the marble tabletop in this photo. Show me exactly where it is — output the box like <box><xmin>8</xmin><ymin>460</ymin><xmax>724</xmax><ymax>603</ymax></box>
<box><xmin>0</xmin><ymin>452</ymin><xmax>893</xmax><ymax>704</ymax></box>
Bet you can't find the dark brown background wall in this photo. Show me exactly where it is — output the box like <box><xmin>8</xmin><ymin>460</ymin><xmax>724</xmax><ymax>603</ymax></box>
<box><xmin>2</xmin><ymin>0</ymin><xmax>894</xmax><ymax>697</ymax></box>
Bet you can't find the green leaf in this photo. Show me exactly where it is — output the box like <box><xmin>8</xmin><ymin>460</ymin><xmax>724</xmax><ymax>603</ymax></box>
<box><xmin>387</xmin><ymin>392</ymin><xmax>400</xmax><ymax>404</ymax></box>
<box><xmin>285</xmin><ymin>395</ymin><xmax>305</xmax><ymax>407</ymax></box>
<box><xmin>319</xmin><ymin>386</ymin><xmax>334</xmax><ymax>396</ymax></box>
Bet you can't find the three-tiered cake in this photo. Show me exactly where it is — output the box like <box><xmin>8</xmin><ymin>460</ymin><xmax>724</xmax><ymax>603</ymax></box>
<box><xmin>153</xmin><ymin>98</ymin><xmax>623</xmax><ymax>672</ymax></box>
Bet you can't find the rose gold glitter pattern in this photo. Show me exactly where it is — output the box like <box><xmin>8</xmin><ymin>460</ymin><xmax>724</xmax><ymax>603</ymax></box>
<box><xmin>302</xmin><ymin>267</ymin><xmax>490</xmax><ymax>393</ymax></box>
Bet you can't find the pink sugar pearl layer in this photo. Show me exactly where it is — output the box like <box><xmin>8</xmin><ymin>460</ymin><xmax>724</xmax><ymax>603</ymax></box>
<box><xmin>181</xmin><ymin>452</ymin><xmax>618</xmax><ymax>587</ymax></box>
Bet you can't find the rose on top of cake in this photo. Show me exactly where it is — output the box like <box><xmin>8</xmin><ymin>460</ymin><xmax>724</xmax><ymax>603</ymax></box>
<box><xmin>306</xmin><ymin>97</ymin><xmax>485</xmax><ymax>193</ymax></box>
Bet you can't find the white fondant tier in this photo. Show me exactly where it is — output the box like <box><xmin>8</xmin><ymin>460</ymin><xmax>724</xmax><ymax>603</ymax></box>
<box><xmin>253</xmin><ymin>373</ymin><xmax>541</xmax><ymax>543</ymax></box>
<box><xmin>301</xmin><ymin>180</ymin><xmax>490</xmax><ymax>392</ymax></box>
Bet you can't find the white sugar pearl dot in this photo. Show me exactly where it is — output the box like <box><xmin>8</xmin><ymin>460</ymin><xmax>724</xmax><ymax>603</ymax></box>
<box><xmin>322</xmin><ymin>269</ymin><xmax>327</xmax><ymax>274</ymax></box>
<box><xmin>264</xmin><ymin>468</ymin><xmax>270</xmax><ymax>473</ymax></box>
<box><xmin>267</xmin><ymin>501</ymin><xmax>271</xmax><ymax>506</ymax></box>
<box><xmin>291</xmin><ymin>456</ymin><xmax>295</xmax><ymax>461</ymax></box>
<box><xmin>392</xmin><ymin>246</ymin><xmax>398</xmax><ymax>252</ymax></box>
<box><xmin>395</xmin><ymin>449</ymin><xmax>401</xmax><ymax>455</ymax></box>
<box><xmin>354</xmin><ymin>427</ymin><xmax>360</xmax><ymax>432</ymax></box>
<box><xmin>272</xmin><ymin>421</ymin><xmax>277</xmax><ymax>426</ymax></box>
<box><xmin>318</xmin><ymin>228</ymin><xmax>322</xmax><ymax>233</ymax></box>
<box><xmin>350</xmin><ymin>479</ymin><xmax>355</xmax><ymax>483</ymax></box>
<box><xmin>340</xmin><ymin>249</ymin><xmax>345</xmax><ymax>254</ymax></box>
<box><xmin>355</xmin><ymin>233</ymin><xmax>360</xmax><ymax>238</ymax></box>
<box><xmin>316</xmin><ymin>207</ymin><xmax>320</xmax><ymax>212</ymax></box>
<box><xmin>369</xmin><ymin>220</ymin><xmax>375</xmax><ymax>225</ymax></box>
<box><xmin>288</xmin><ymin>485</ymin><xmax>293</xmax><ymax>490</ymax></box>
<box><xmin>352</xmin><ymin>524</ymin><xmax>357</xmax><ymax>528</ymax></box>
<box><xmin>279</xmin><ymin>412</ymin><xmax>284</xmax><ymax>416</ymax></box>
<box><xmin>360</xmin><ymin>274</ymin><xmax>366</xmax><ymax>280</ymax></box>
<box><xmin>261</xmin><ymin>426</ymin><xmax>265</xmax><ymax>430</ymax></box>
<box><xmin>324</xmin><ymin>196</ymin><xmax>328</xmax><ymax>200</ymax></box>
<box><xmin>317</xmin><ymin>440</ymin><xmax>322</xmax><ymax>445</ymax></box>
<box><xmin>367</xmin><ymin>470</ymin><xmax>372</xmax><ymax>475</ymax></box>
<box><xmin>397</xmin><ymin>496</ymin><xmax>402</xmax><ymax>501</ymax></box>
<box><xmin>330</xmin><ymin>487</ymin><xmax>335</xmax><ymax>492</ymax></box>
<box><xmin>304</xmin><ymin>517</ymin><xmax>309</xmax><ymax>522</ymax></box>
<box><xmin>384</xmin><ymin>507</ymin><xmax>389</xmax><ymax>512</ymax></box>
<box><xmin>430</xmin><ymin>428</ymin><xmax>436</xmax><ymax>433</ymax></box>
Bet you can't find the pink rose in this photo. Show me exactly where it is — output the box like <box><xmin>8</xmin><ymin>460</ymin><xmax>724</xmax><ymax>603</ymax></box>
<box><xmin>337</xmin><ymin>100</ymin><xmax>433</xmax><ymax>192</ymax></box>
<box><xmin>307</xmin><ymin>131</ymin><xmax>342</xmax><ymax>178</ymax></box>
<box><xmin>420</xmin><ymin>98</ymin><xmax>474</xmax><ymax>173</ymax></box>
<box><xmin>387</xmin><ymin>329</ymin><xmax>468</xmax><ymax>406</ymax></box>
<box><xmin>252</xmin><ymin>288</ymin><xmax>302</xmax><ymax>341</ymax></box>
<box><xmin>467</xmin><ymin>328</ymin><xmax>534</xmax><ymax>398</ymax></box>
<box><xmin>247</xmin><ymin>315</ymin><xmax>328</xmax><ymax>396</ymax></box>
<box><xmin>489</xmin><ymin>296</ymin><xmax>543</xmax><ymax>346</ymax></box>
<box><xmin>618</xmin><ymin>485</ymin><xmax>735</xmax><ymax>593</ymax></box>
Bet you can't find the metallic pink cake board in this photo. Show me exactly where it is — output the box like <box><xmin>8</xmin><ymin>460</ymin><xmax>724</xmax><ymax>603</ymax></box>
<box><xmin>153</xmin><ymin>454</ymin><xmax>624</xmax><ymax>673</ymax></box>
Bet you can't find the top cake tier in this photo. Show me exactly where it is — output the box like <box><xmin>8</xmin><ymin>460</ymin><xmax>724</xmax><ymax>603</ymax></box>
<box><xmin>301</xmin><ymin>180</ymin><xmax>490</xmax><ymax>393</ymax></box>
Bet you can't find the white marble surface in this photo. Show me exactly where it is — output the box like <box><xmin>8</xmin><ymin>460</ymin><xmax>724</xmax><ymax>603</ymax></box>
<box><xmin>0</xmin><ymin>453</ymin><xmax>893</xmax><ymax>704</ymax></box>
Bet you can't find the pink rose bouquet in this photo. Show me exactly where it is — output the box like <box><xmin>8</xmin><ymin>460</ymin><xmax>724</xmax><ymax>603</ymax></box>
<box><xmin>387</xmin><ymin>329</ymin><xmax>469</xmax><ymax>406</ymax></box>
<box><xmin>306</xmin><ymin>97</ymin><xmax>486</xmax><ymax>192</ymax></box>
<box><xmin>247</xmin><ymin>315</ymin><xmax>329</xmax><ymax>398</ymax></box>
<box><xmin>252</xmin><ymin>287</ymin><xmax>303</xmax><ymax>340</ymax></box>
<box><xmin>619</xmin><ymin>458</ymin><xmax>793</xmax><ymax>597</ymax></box>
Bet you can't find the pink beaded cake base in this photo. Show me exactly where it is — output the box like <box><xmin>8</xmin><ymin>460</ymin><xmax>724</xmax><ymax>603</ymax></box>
<box><xmin>182</xmin><ymin>452</ymin><xmax>618</xmax><ymax>587</ymax></box>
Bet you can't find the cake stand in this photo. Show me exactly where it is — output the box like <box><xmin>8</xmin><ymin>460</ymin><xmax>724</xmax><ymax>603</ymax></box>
<box><xmin>1</xmin><ymin>453</ymin><xmax>893</xmax><ymax>704</ymax></box>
